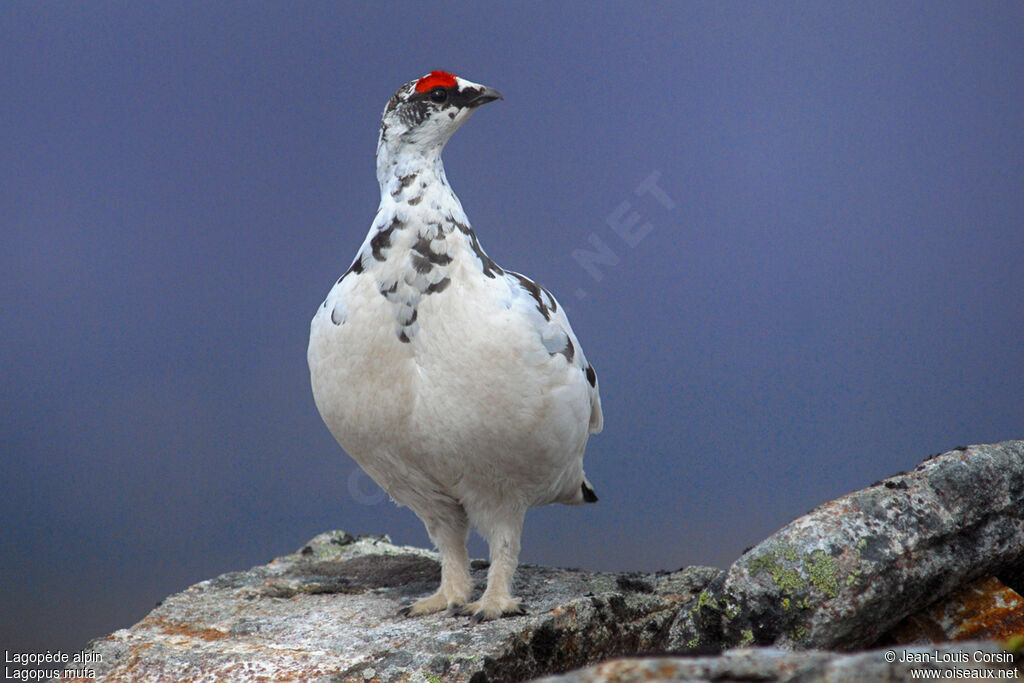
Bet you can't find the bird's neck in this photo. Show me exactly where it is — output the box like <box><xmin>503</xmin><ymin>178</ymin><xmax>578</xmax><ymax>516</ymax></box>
<box><xmin>352</xmin><ymin>142</ymin><xmax>491</xmax><ymax>345</ymax></box>
<box><xmin>373</xmin><ymin>140</ymin><xmax>469</xmax><ymax>233</ymax></box>
<box><xmin>358</xmin><ymin>139</ymin><xmax>502</xmax><ymax>290</ymax></box>
<box><xmin>377</xmin><ymin>139</ymin><xmax>441</xmax><ymax>193</ymax></box>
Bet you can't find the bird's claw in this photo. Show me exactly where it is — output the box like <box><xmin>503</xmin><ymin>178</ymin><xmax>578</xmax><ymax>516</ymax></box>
<box><xmin>451</xmin><ymin>598</ymin><xmax>528</xmax><ymax>624</ymax></box>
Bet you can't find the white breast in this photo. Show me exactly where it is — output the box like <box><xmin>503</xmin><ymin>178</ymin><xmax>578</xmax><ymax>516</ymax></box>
<box><xmin>308</xmin><ymin>251</ymin><xmax>594</xmax><ymax>510</ymax></box>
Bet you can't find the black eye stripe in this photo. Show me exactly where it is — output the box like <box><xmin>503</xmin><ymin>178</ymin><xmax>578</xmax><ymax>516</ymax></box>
<box><xmin>407</xmin><ymin>85</ymin><xmax>483</xmax><ymax>109</ymax></box>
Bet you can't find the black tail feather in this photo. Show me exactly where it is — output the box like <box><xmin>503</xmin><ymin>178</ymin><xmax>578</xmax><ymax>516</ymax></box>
<box><xmin>581</xmin><ymin>482</ymin><xmax>598</xmax><ymax>503</ymax></box>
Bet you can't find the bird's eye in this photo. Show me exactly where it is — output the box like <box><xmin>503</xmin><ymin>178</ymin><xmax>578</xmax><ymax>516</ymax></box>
<box><xmin>430</xmin><ymin>87</ymin><xmax>448</xmax><ymax>103</ymax></box>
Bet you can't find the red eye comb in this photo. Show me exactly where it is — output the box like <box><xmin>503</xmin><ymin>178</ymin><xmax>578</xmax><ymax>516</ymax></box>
<box><xmin>415</xmin><ymin>70</ymin><xmax>457</xmax><ymax>92</ymax></box>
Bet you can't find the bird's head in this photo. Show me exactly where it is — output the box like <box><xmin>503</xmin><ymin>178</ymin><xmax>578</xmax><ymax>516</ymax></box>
<box><xmin>377</xmin><ymin>71</ymin><xmax>502</xmax><ymax>155</ymax></box>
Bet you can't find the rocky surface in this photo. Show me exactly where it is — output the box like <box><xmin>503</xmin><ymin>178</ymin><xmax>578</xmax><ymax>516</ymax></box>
<box><xmin>887</xmin><ymin>575</ymin><xmax>1024</xmax><ymax>644</ymax></box>
<box><xmin>69</xmin><ymin>441</ymin><xmax>1024</xmax><ymax>681</ymax></box>
<box><xmin>536</xmin><ymin>641</ymin><xmax>1021</xmax><ymax>682</ymax></box>
<box><xmin>670</xmin><ymin>440</ymin><xmax>1024</xmax><ymax>652</ymax></box>
<box><xmin>73</xmin><ymin>531</ymin><xmax>720</xmax><ymax>682</ymax></box>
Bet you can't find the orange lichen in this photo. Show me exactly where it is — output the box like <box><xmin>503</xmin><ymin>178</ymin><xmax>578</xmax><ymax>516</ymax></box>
<box><xmin>147</xmin><ymin>615</ymin><xmax>231</xmax><ymax>641</ymax></box>
<box><xmin>889</xmin><ymin>575</ymin><xmax>1024</xmax><ymax>643</ymax></box>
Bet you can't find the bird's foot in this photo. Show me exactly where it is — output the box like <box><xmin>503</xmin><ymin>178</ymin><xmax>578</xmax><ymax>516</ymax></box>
<box><xmin>454</xmin><ymin>595</ymin><xmax>528</xmax><ymax>625</ymax></box>
<box><xmin>397</xmin><ymin>590</ymin><xmax>465</xmax><ymax>618</ymax></box>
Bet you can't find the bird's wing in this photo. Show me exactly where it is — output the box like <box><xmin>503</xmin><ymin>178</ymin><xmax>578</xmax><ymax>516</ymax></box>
<box><xmin>502</xmin><ymin>270</ymin><xmax>603</xmax><ymax>434</ymax></box>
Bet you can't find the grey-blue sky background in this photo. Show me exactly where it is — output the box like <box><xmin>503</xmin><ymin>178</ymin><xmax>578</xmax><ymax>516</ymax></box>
<box><xmin>3</xmin><ymin>1</ymin><xmax>1022</xmax><ymax>658</ymax></box>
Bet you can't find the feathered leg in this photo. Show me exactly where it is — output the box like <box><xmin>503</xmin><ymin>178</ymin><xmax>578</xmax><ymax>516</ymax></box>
<box><xmin>400</xmin><ymin>502</ymin><xmax>471</xmax><ymax>616</ymax></box>
<box><xmin>461</xmin><ymin>507</ymin><xmax>528</xmax><ymax>623</ymax></box>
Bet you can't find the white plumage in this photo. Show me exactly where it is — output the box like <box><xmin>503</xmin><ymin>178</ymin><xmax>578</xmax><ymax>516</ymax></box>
<box><xmin>308</xmin><ymin>71</ymin><xmax>602</xmax><ymax>622</ymax></box>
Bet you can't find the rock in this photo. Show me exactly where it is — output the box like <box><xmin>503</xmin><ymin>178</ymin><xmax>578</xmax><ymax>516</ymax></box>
<box><xmin>669</xmin><ymin>441</ymin><xmax>1024</xmax><ymax>652</ymax></box>
<box><xmin>885</xmin><ymin>575</ymin><xmax>1024</xmax><ymax>644</ymax></box>
<box><xmin>67</xmin><ymin>441</ymin><xmax>1024</xmax><ymax>681</ymax></box>
<box><xmin>75</xmin><ymin>531</ymin><xmax>720</xmax><ymax>682</ymax></box>
<box><xmin>535</xmin><ymin>641</ymin><xmax>1022</xmax><ymax>682</ymax></box>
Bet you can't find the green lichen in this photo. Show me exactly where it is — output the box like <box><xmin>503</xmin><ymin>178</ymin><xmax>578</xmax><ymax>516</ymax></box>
<box><xmin>845</xmin><ymin>568</ymin><xmax>863</xmax><ymax>587</ymax></box>
<box><xmin>841</xmin><ymin>537</ymin><xmax>869</xmax><ymax>587</ymax></box>
<box><xmin>804</xmin><ymin>550</ymin><xmax>839</xmax><ymax>598</ymax></box>
<box><xmin>748</xmin><ymin>545</ymin><xmax>805</xmax><ymax>594</ymax></box>
<box><xmin>738</xmin><ymin>629</ymin><xmax>755</xmax><ymax>646</ymax></box>
<box><xmin>686</xmin><ymin>635</ymin><xmax>701</xmax><ymax>649</ymax></box>
<box><xmin>426</xmin><ymin>675</ymin><xmax>442</xmax><ymax>683</ymax></box>
<box><xmin>749</xmin><ymin>543</ymin><xmax>846</xmax><ymax>613</ymax></box>
<box><xmin>698</xmin><ymin>590</ymin><xmax>718</xmax><ymax>609</ymax></box>
<box><xmin>690</xmin><ymin>588</ymin><xmax>718</xmax><ymax>620</ymax></box>
<box><xmin>586</xmin><ymin>576</ymin><xmax>618</xmax><ymax>593</ymax></box>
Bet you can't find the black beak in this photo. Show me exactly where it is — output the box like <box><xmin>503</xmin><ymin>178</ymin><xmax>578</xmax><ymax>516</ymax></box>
<box><xmin>467</xmin><ymin>86</ymin><xmax>503</xmax><ymax>108</ymax></box>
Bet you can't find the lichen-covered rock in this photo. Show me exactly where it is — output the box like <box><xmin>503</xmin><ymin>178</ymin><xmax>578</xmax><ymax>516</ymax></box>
<box><xmin>73</xmin><ymin>531</ymin><xmax>720</xmax><ymax>682</ymax></box>
<box><xmin>536</xmin><ymin>641</ymin><xmax>1022</xmax><ymax>682</ymax></box>
<box><xmin>886</xmin><ymin>575</ymin><xmax>1024</xmax><ymax>644</ymax></box>
<box><xmin>66</xmin><ymin>440</ymin><xmax>1024</xmax><ymax>681</ymax></box>
<box><xmin>669</xmin><ymin>441</ymin><xmax>1024</xmax><ymax>652</ymax></box>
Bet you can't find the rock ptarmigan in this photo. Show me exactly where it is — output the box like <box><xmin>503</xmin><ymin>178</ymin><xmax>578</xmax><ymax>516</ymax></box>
<box><xmin>307</xmin><ymin>71</ymin><xmax>603</xmax><ymax>622</ymax></box>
